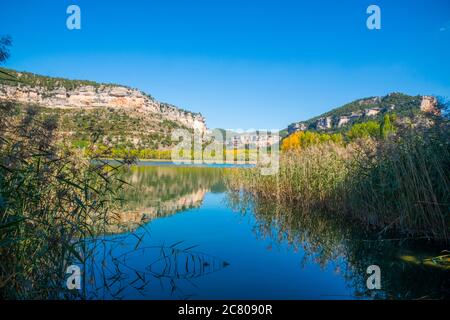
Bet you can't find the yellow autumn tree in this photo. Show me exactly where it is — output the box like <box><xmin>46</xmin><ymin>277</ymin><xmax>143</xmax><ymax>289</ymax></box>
<box><xmin>281</xmin><ymin>131</ymin><xmax>343</xmax><ymax>152</ymax></box>
<box><xmin>281</xmin><ymin>131</ymin><xmax>304</xmax><ymax>151</ymax></box>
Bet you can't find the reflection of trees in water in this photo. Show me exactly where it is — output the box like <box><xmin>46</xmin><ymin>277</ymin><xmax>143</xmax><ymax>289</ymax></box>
<box><xmin>82</xmin><ymin>166</ymin><xmax>230</xmax><ymax>299</ymax></box>
<box><xmin>108</xmin><ymin>166</ymin><xmax>226</xmax><ymax>232</ymax></box>
<box><xmin>122</xmin><ymin>166</ymin><xmax>225</xmax><ymax>203</ymax></box>
<box><xmin>120</xmin><ymin>166</ymin><xmax>225</xmax><ymax>209</ymax></box>
<box><xmin>226</xmin><ymin>191</ymin><xmax>450</xmax><ymax>299</ymax></box>
<box><xmin>84</xmin><ymin>232</ymin><xmax>229</xmax><ymax>300</ymax></box>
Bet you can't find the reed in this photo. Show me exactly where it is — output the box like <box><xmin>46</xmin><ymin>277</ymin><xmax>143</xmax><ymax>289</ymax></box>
<box><xmin>0</xmin><ymin>102</ymin><xmax>131</xmax><ymax>299</ymax></box>
<box><xmin>345</xmin><ymin>120</ymin><xmax>449</xmax><ymax>239</ymax></box>
<box><xmin>228</xmin><ymin>117</ymin><xmax>450</xmax><ymax>240</ymax></box>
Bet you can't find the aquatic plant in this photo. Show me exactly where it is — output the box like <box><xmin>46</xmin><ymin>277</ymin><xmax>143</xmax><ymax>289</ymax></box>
<box><xmin>0</xmin><ymin>101</ymin><xmax>132</xmax><ymax>299</ymax></box>
<box><xmin>226</xmin><ymin>193</ymin><xmax>450</xmax><ymax>299</ymax></box>
<box><xmin>228</xmin><ymin>114</ymin><xmax>450</xmax><ymax>240</ymax></box>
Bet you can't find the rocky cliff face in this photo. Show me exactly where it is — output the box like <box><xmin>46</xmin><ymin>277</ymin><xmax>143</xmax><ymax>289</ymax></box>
<box><xmin>0</xmin><ymin>70</ymin><xmax>207</xmax><ymax>133</ymax></box>
<box><xmin>420</xmin><ymin>96</ymin><xmax>440</xmax><ymax>116</ymax></box>
<box><xmin>107</xmin><ymin>188</ymin><xmax>207</xmax><ymax>233</ymax></box>
<box><xmin>288</xmin><ymin>93</ymin><xmax>440</xmax><ymax>134</ymax></box>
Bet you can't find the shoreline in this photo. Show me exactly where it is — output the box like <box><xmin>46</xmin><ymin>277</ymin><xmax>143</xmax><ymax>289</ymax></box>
<box><xmin>97</xmin><ymin>158</ymin><xmax>257</xmax><ymax>166</ymax></box>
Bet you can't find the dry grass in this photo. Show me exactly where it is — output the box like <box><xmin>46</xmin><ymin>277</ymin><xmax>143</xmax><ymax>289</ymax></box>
<box><xmin>0</xmin><ymin>102</ymin><xmax>131</xmax><ymax>299</ymax></box>
<box><xmin>228</xmin><ymin>120</ymin><xmax>450</xmax><ymax>240</ymax></box>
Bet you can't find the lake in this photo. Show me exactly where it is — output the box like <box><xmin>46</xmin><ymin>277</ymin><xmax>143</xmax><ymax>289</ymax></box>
<box><xmin>84</xmin><ymin>164</ymin><xmax>449</xmax><ymax>299</ymax></box>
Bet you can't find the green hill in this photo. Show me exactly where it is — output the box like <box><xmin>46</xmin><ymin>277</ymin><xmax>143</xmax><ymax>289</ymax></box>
<box><xmin>0</xmin><ymin>67</ymin><xmax>207</xmax><ymax>159</ymax></box>
<box><xmin>287</xmin><ymin>93</ymin><xmax>438</xmax><ymax>134</ymax></box>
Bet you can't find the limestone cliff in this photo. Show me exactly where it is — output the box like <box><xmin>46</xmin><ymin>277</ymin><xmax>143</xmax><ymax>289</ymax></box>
<box><xmin>0</xmin><ymin>67</ymin><xmax>207</xmax><ymax>134</ymax></box>
<box><xmin>288</xmin><ymin>93</ymin><xmax>440</xmax><ymax>134</ymax></box>
<box><xmin>107</xmin><ymin>188</ymin><xmax>208</xmax><ymax>233</ymax></box>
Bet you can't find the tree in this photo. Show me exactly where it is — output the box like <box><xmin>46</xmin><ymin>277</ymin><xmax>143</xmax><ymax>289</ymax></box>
<box><xmin>0</xmin><ymin>35</ymin><xmax>17</xmax><ymax>82</ymax></box>
<box><xmin>347</xmin><ymin>121</ymin><xmax>380</xmax><ymax>140</ymax></box>
<box><xmin>380</xmin><ymin>114</ymin><xmax>395</xmax><ymax>139</ymax></box>
<box><xmin>0</xmin><ymin>35</ymin><xmax>12</xmax><ymax>64</ymax></box>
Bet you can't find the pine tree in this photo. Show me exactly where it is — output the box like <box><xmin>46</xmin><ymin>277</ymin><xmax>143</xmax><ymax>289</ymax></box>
<box><xmin>380</xmin><ymin>114</ymin><xmax>394</xmax><ymax>139</ymax></box>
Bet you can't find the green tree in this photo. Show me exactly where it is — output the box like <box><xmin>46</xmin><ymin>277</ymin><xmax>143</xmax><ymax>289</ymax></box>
<box><xmin>347</xmin><ymin>121</ymin><xmax>380</xmax><ymax>140</ymax></box>
<box><xmin>0</xmin><ymin>35</ymin><xmax>11</xmax><ymax>63</ymax></box>
<box><xmin>0</xmin><ymin>35</ymin><xmax>16</xmax><ymax>82</ymax></box>
<box><xmin>380</xmin><ymin>114</ymin><xmax>395</xmax><ymax>139</ymax></box>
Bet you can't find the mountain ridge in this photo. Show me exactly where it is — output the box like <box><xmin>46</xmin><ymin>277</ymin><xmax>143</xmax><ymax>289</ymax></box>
<box><xmin>287</xmin><ymin>92</ymin><xmax>440</xmax><ymax>135</ymax></box>
<box><xmin>0</xmin><ymin>67</ymin><xmax>207</xmax><ymax>133</ymax></box>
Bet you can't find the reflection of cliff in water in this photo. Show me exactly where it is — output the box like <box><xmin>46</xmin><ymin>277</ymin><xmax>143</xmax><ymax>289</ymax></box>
<box><xmin>226</xmin><ymin>191</ymin><xmax>450</xmax><ymax>299</ymax></box>
<box><xmin>109</xmin><ymin>166</ymin><xmax>225</xmax><ymax>232</ymax></box>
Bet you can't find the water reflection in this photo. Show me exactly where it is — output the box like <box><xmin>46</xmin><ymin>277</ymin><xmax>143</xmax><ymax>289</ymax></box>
<box><xmin>107</xmin><ymin>166</ymin><xmax>225</xmax><ymax>233</ymax></box>
<box><xmin>83</xmin><ymin>166</ymin><xmax>448</xmax><ymax>300</ymax></box>
<box><xmin>84</xmin><ymin>165</ymin><xmax>229</xmax><ymax>299</ymax></box>
<box><xmin>85</xmin><ymin>235</ymin><xmax>230</xmax><ymax>299</ymax></box>
<box><xmin>226</xmin><ymin>191</ymin><xmax>450</xmax><ymax>299</ymax></box>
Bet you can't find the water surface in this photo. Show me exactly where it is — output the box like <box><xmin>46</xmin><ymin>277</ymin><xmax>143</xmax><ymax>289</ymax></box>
<box><xmin>85</xmin><ymin>165</ymin><xmax>449</xmax><ymax>299</ymax></box>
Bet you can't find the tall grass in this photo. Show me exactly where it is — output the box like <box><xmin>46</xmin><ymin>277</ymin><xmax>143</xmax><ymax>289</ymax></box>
<box><xmin>0</xmin><ymin>102</ymin><xmax>131</xmax><ymax>299</ymax></box>
<box><xmin>228</xmin><ymin>116</ymin><xmax>450</xmax><ymax>240</ymax></box>
<box><xmin>346</xmin><ymin>120</ymin><xmax>449</xmax><ymax>239</ymax></box>
<box><xmin>229</xmin><ymin>143</ymin><xmax>351</xmax><ymax>211</ymax></box>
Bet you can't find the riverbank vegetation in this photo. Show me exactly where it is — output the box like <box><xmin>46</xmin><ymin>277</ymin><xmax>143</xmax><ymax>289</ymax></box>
<box><xmin>86</xmin><ymin>146</ymin><xmax>256</xmax><ymax>162</ymax></box>
<box><xmin>226</xmin><ymin>193</ymin><xmax>450</xmax><ymax>298</ymax></box>
<box><xmin>0</xmin><ymin>100</ymin><xmax>132</xmax><ymax>298</ymax></box>
<box><xmin>32</xmin><ymin>106</ymin><xmax>257</xmax><ymax>162</ymax></box>
<box><xmin>228</xmin><ymin>112</ymin><xmax>450</xmax><ymax>241</ymax></box>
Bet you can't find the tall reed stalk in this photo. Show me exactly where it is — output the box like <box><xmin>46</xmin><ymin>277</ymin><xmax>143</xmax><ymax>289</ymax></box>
<box><xmin>0</xmin><ymin>102</ymin><xmax>130</xmax><ymax>299</ymax></box>
<box><xmin>228</xmin><ymin>117</ymin><xmax>449</xmax><ymax>240</ymax></box>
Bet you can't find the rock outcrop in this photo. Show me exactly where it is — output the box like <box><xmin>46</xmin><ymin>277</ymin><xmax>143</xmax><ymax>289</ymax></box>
<box><xmin>316</xmin><ymin>116</ymin><xmax>333</xmax><ymax>130</ymax></box>
<box><xmin>420</xmin><ymin>96</ymin><xmax>440</xmax><ymax>116</ymax></box>
<box><xmin>0</xmin><ymin>70</ymin><xmax>207</xmax><ymax>133</ymax></box>
<box><xmin>287</xmin><ymin>93</ymin><xmax>440</xmax><ymax>134</ymax></box>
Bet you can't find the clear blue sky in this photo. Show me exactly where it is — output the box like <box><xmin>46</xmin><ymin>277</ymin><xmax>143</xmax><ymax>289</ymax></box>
<box><xmin>1</xmin><ymin>0</ymin><xmax>449</xmax><ymax>129</ymax></box>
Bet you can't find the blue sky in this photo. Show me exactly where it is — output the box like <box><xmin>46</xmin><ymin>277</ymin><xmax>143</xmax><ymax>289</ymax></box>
<box><xmin>1</xmin><ymin>0</ymin><xmax>449</xmax><ymax>129</ymax></box>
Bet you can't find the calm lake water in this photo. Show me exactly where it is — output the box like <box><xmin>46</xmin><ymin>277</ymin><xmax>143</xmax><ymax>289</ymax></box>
<box><xmin>84</xmin><ymin>164</ymin><xmax>449</xmax><ymax>300</ymax></box>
